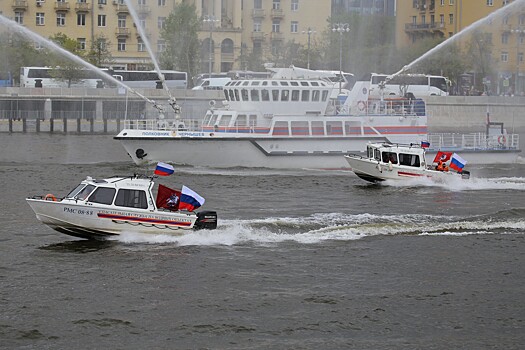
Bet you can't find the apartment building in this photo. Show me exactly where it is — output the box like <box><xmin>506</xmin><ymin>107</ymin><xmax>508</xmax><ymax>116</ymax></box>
<box><xmin>1</xmin><ymin>0</ymin><xmax>331</xmax><ymax>73</ymax></box>
<box><xmin>396</xmin><ymin>0</ymin><xmax>525</xmax><ymax>94</ymax></box>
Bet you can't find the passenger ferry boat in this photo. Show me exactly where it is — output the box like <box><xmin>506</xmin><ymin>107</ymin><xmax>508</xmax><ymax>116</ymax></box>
<box><xmin>26</xmin><ymin>175</ymin><xmax>217</xmax><ymax>239</ymax></box>
<box><xmin>114</xmin><ymin>67</ymin><xmax>520</xmax><ymax>169</ymax></box>
<box><xmin>344</xmin><ymin>142</ymin><xmax>470</xmax><ymax>183</ymax></box>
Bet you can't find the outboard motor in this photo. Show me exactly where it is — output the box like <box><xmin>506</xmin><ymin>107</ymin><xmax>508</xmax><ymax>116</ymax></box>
<box><xmin>194</xmin><ymin>211</ymin><xmax>218</xmax><ymax>230</ymax></box>
<box><xmin>461</xmin><ymin>170</ymin><xmax>471</xmax><ymax>180</ymax></box>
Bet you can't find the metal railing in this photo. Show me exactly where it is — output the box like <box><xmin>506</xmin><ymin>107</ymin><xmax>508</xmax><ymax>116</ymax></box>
<box><xmin>428</xmin><ymin>133</ymin><xmax>520</xmax><ymax>150</ymax></box>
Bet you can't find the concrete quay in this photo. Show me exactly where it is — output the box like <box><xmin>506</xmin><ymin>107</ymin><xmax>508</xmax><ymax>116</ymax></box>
<box><xmin>0</xmin><ymin>88</ymin><xmax>524</xmax><ymax>135</ymax></box>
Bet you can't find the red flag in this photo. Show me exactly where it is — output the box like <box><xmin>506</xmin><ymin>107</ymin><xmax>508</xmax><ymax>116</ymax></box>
<box><xmin>156</xmin><ymin>184</ymin><xmax>181</xmax><ymax>211</ymax></box>
<box><xmin>433</xmin><ymin>151</ymin><xmax>453</xmax><ymax>163</ymax></box>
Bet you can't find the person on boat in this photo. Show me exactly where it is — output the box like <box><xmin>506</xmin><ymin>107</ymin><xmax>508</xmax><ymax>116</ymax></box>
<box><xmin>436</xmin><ymin>160</ymin><xmax>449</xmax><ymax>172</ymax></box>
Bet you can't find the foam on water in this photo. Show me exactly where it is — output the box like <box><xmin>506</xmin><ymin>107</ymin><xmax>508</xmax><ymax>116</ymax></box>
<box><xmin>111</xmin><ymin>211</ymin><xmax>525</xmax><ymax>246</ymax></box>
<box><xmin>383</xmin><ymin>175</ymin><xmax>525</xmax><ymax>191</ymax></box>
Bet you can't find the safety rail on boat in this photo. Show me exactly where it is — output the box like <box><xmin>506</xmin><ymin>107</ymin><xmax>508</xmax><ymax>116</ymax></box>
<box><xmin>428</xmin><ymin>133</ymin><xmax>520</xmax><ymax>151</ymax></box>
<box><xmin>123</xmin><ymin>118</ymin><xmax>202</xmax><ymax>131</ymax></box>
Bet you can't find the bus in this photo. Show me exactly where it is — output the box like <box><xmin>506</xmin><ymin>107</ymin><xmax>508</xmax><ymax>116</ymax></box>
<box><xmin>19</xmin><ymin>67</ymin><xmax>105</xmax><ymax>88</ymax></box>
<box><xmin>369</xmin><ymin>73</ymin><xmax>449</xmax><ymax>97</ymax></box>
<box><xmin>20</xmin><ymin>67</ymin><xmax>187</xmax><ymax>89</ymax></box>
<box><xmin>111</xmin><ymin>70</ymin><xmax>187</xmax><ymax>89</ymax></box>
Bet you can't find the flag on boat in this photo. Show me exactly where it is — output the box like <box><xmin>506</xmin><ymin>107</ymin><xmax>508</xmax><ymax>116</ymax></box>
<box><xmin>433</xmin><ymin>151</ymin><xmax>453</xmax><ymax>163</ymax></box>
<box><xmin>449</xmin><ymin>153</ymin><xmax>467</xmax><ymax>172</ymax></box>
<box><xmin>156</xmin><ymin>184</ymin><xmax>181</xmax><ymax>211</ymax></box>
<box><xmin>154</xmin><ymin>162</ymin><xmax>175</xmax><ymax>176</ymax></box>
<box><xmin>179</xmin><ymin>185</ymin><xmax>205</xmax><ymax>212</ymax></box>
<box><xmin>421</xmin><ymin>141</ymin><xmax>430</xmax><ymax>148</ymax></box>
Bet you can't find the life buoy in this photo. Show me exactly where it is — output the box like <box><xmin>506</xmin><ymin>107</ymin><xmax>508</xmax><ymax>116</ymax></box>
<box><xmin>44</xmin><ymin>193</ymin><xmax>57</xmax><ymax>201</ymax></box>
<box><xmin>498</xmin><ymin>135</ymin><xmax>506</xmax><ymax>146</ymax></box>
<box><xmin>357</xmin><ymin>100</ymin><xmax>366</xmax><ymax>111</ymax></box>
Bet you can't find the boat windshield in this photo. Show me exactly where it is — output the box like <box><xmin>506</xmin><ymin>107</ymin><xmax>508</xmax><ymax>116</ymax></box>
<box><xmin>65</xmin><ymin>184</ymin><xmax>86</xmax><ymax>198</ymax></box>
<box><xmin>75</xmin><ymin>185</ymin><xmax>96</xmax><ymax>201</ymax></box>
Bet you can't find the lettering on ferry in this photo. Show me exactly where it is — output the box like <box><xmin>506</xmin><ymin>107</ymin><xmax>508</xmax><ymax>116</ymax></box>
<box><xmin>178</xmin><ymin>132</ymin><xmax>205</xmax><ymax>137</ymax></box>
<box><xmin>141</xmin><ymin>131</ymin><xmax>171</xmax><ymax>136</ymax></box>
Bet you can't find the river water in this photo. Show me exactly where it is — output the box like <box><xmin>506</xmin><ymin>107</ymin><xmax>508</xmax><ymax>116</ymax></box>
<box><xmin>1</xmin><ymin>134</ymin><xmax>524</xmax><ymax>349</ymax></box>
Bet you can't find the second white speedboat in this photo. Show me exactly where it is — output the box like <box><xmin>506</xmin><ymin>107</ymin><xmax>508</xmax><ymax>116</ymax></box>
<box><xmin>344</xmin><ymin>142</ymin><xmax>470</xmax><ymax>183</ymax></box>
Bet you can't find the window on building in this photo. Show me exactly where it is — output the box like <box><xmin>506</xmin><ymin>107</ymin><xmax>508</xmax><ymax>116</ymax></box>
<box><xmin>487</xmin><ymin>0</ymin><xmax>493</xmax><ymax>5</ymax></box>
<box><xmin>96</xmin><ymin>38</ymin><xmax>106</xmax><ymax>50</ymax></box>
<box><xmin>77</xmin><ymin>38</ymin><xmax>86</xmax><ymax>50</ymax></box>
<box><xmin>138</xmin><ymin>0</ymin><xmax>146</xmax><ymax>5</ymax></box>
<box><xmin>502</xmin><ymin>15</ymin><xmax>509</xmax><ymax>25</ymax></box>
<box><xmin>253</xmin><ymin>42</ymin><xmax>262</xmax><ymax>54</ymax></box>
<box><xmin>254</xmin><ymin>0</ymin><xmax>262</xmax><ymax>9</ymax></box>
<box><xmin>449</xmin><ymin>14</ymin><xmax>453</xmax><ymax>25</ymax></box>
<box><xmin>118</xmin><ymin>14</ymin><xmax>126</xmax><ymax>28</ymax></box>
<box><xmin>273</xmin><ymin>0</ymin><xmax>280</xmax><ymax>10</ymax></box>
<box><xmin>98</xmin><ymin>0</ymin><xmax>107</xmax><ymax>4</ymax></box>
<box><xmin>77</xmin><ymin>13</ymin><xmax>86</xmax><ymax>26</ymax></box>
<box><xmin>158</xmin><ymin>0</ymin><xmax>166</xmax><ymax>5</ymax></box>
<box><xmin>501</xmin><ymin>51</ymin><xmax>508</xmax><ymax>62</ymax></box>
<box><xmin>98</xmin><ymin>14</ymin><xmax>106</xmax><ymax>27</ymax></box>
<box><xmin>36</xmin><ymin>13</ymin><xmax>45</xmax><ymax>26</ymax></box>
<box><xmin>440</xmin><ymin>14</ymin><xmax>444</xmax><ymax>24</ymax></box>
<box><xmin>254</xmin><ymin>20</ymin><xmax>261</xmax><ymax>32</ymax></box>
<box><xmin>430</xmin><ymin>15</ymin><xmax>435</xmax><ymax>25</ymax></box>
<box><xmin>272</xmin><ymin>19</ymin><xmax>280</xmax><ymax>32</ymax></box>
<box><xmin>15</xmin><ymin>12</ymin><xmax>24</xmax><ymax>25</ymax></box>
<box><xmin>157</xmin><ymin>40</ymin><xmax>165</xmax><ymax>52</ymax></box>
<box><xmin>502</xmin><ymin>32</ymin><xmax>509</xmax><ymax>44</ymax></box>
<box><xmin>118</xmin><ymin>38</ymin><xmax>126</xmax><ymax>51</ymax></box>
<box><xmin>440</xmin><ymin>0</ymin><xmax>444</xmax><ymax>5</ymax></box>
<box><xmin>412</xmin><ymin>16</ymin><xmax>417</xmax><ymax>25</ymax></box>
<box><xmin>291</xmin><ymin>21</ymin><xmax>298</xmax><ymax>33</ymax></box>
<box><xmin>449</xmin><ymin>0</ymin><xmax>454</xmax><ymax>4</ymax></box>
<box><xmin>78</xmin><ymin>0</ymin><xmax>87</xmax><ymax>3</ymax></box>
<box><xmin>139</xmin><ymin>18</ymin><xmax>146</xmax><ymax>29</ymax></box>
<box><xmin>421</xmin><ymin>15</ymin><xmax>426</xmax><ymax>25</ymax></box>
<box><xmin>519</xmin><ymin>52</ymin><xmax>524</xmax><ymax>64</ymax></box>
<box><xmin>57</xmin><ymin>13</ymin><xmax>65</xmax><ymax>26</ymax></box>
<box><xmin>138</xmin><ymin>39</ymin><xmax>145</xmax><ymax>51</ymax></box>
<box><xmin>291</xmin><ymin>0</ymin><xmax>298</xmax><ymax>11</ymax></box>
<box><xmin>157</xmin><ymin>16</ymin><xmax>166</xmax><ymax>29</ymax></box>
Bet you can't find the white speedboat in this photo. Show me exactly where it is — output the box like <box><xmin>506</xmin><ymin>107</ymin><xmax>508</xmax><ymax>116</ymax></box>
<box><xmin>26</xmin><ymin>175</ymin><xmax>217</xmax><ymax>239</ymax></box>
<box><xmin>114</xmin><ymin>67</ymin><xmax>520</xmax><ymax>169</ymax></box>
<box><xmin>344</xmin><ymin>142</ymin><xmax>470</xmax><ymax>183</ymax></box>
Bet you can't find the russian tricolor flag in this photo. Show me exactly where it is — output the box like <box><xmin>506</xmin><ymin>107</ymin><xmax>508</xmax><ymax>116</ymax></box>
<box><xmin>179</xmin><ymin>185</ymin><xmax>205</xmax><ymax>212</ymax></box>
<box><xmin>421</xmin><ymin>141</ymin><xmax>430</xmax><ymax>148</ymax></box>
<box><xmin>449</xmin><ymin>153</ymin><xmax>467</xmax><ymax>172</ymax></box>
<box><xmin>154</xmin><ymin>162</ymin><xmax>175</xmax><ymax>176</ymax></box>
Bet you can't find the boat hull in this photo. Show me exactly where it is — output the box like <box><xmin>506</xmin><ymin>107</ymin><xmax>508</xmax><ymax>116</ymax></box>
<box><xmin>26</xmin><ymin>198</ymin><xmax>198</xmax><ymax>239</ymax></box>
<box><xmin>116</xmin><ymin>133</ymin><xmax>521</xmax><ymax>169</ymax></box>
<box><xmin>344</xmin><ymin>155</ymin><xmax>464</xmax><ymax>183</ymax></box>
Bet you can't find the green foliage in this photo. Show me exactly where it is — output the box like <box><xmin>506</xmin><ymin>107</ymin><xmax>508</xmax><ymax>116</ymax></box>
<box><xmin>87</xmin><ymin>35</ymin><xmax>114</xmax><ymax>68</ymax></box>
<box><xmin>160</xmin><ymin>3</ymin><xmax>200</xmax><ymax>87</ymax></box>
<box><xmin>0</xmin><ymin>33</ymin><xmax>47</xmax><ymax>85</ymax></box>
<box><xmin>48</xmin><ymin>33</ymin><xmax>87</xmax><ymax>88</ymax></box>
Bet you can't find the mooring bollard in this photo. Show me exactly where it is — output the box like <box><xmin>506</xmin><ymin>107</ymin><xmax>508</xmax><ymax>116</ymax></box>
<box><xmin>8</xmin><ymin>118</ymin><xmax>13</xmax><ymax>133</ymax></box>
<box><xmin>50</xmin><ymin>118</ymin><xmax>54</xmax><ymax>133</ymax></box>
<box><xmin>77</xmin><ymin>118</ymin><xmax>81</xmax><ymax>133</ymax></box>
<box><xmin>36</xmin><ymin>118</ymin><xmax>40</xmax><ymax>133</ymax></box>
<box><xmin>63</xmin><ymin>118</ymin><xmax>67</xmax><ymax>133</ymax></box>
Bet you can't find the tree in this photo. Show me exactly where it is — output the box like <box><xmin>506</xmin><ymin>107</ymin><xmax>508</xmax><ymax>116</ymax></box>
<box><xmin>160</xmin><ymin>3</ymin><xmax>200</xmax><ymax>87</ymax></box>
<box><xmin>465</xmin><ymin>30</ymin><xmax>496</xmax><ymax>94</ymax></box>
<box><xmin>48</xmin><ymin>33</ymin><xmax>87</xmax><ymax>88</ymax></box>
<box><xmin>87</xmin><ymin>35</ymin><xmax>113</xmax><ymax>68</ymax></box>
<box><xmin>0</xmin><ymin>32</ymin><xmax>47</xmax><ymax>85</ymax></box>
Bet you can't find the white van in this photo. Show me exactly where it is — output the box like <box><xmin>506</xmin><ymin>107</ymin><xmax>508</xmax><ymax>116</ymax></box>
<box><xmin>192</xmin><ymin>77</ymin><xmax>231</xmax><ymax>91</ymax></box>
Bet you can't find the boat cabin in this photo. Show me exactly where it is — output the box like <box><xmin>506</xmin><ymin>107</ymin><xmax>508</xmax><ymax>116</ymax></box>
<box><xmin>366</xmin><ymin>143</ymin><xmax>426</xmax><ymax>168</ymax></box>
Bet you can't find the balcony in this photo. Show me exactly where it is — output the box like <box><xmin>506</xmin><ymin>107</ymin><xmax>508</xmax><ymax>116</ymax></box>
<box><xmin>251</xmin><ymin>31</ymin><xmax>265</xmax><ymax>41</ymax></box>
<box><xmin>12</xmin><ymin>0</ymin><xmax>28</xmax><ymax>11</ymax></box>
<box><xmin>271</xmin><ymin>8</ymin><xmax>284</xmax><ymax>18</ymax></box>
<box><xmin>252</xmin><ymin>8</ymin><xmax>265</xmax><ymax>18</ymax></box>
<box><xmin>271</xmin><ymin>32</ymin><xmax>283</xmax><ymax>41</ymax></box>
<box><xmin>115</xmin><ymin>27</ymin><xmax>130</xmax><ymax>37</ymax></box>
<box><xmin>54</xmin><ymin>1</ymin><xmax>70</xmax><ymax>12</ymax></box>
<box><xmin>137</xmin><ymin>5</ymin><xmax>150</xmax><ymax>15</ymax></box>
<box><xmin>114</xmin><ymin>3</ymin><xmax>128</xmax><ymax>13</ymax></box>
<box><xmin>405</xmin><ymin>22</ymin><xmax>446</xmax><ymax>33</ymax></box>
<box><xmin>75</xmin><ymin>2</ymin><xmax>90</xmax><ymax>12</ymax></box>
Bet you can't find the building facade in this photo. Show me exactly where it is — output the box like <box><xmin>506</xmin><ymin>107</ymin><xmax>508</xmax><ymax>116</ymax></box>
<box><xmin>1</xmin><ymin>0</ymin><xmax>331</xmax><ymax>74</ymax></box>
<box><xmin>396</xmin><ymin>0</ymin><xmax>525</xmax><ymax>95</ymax></box>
